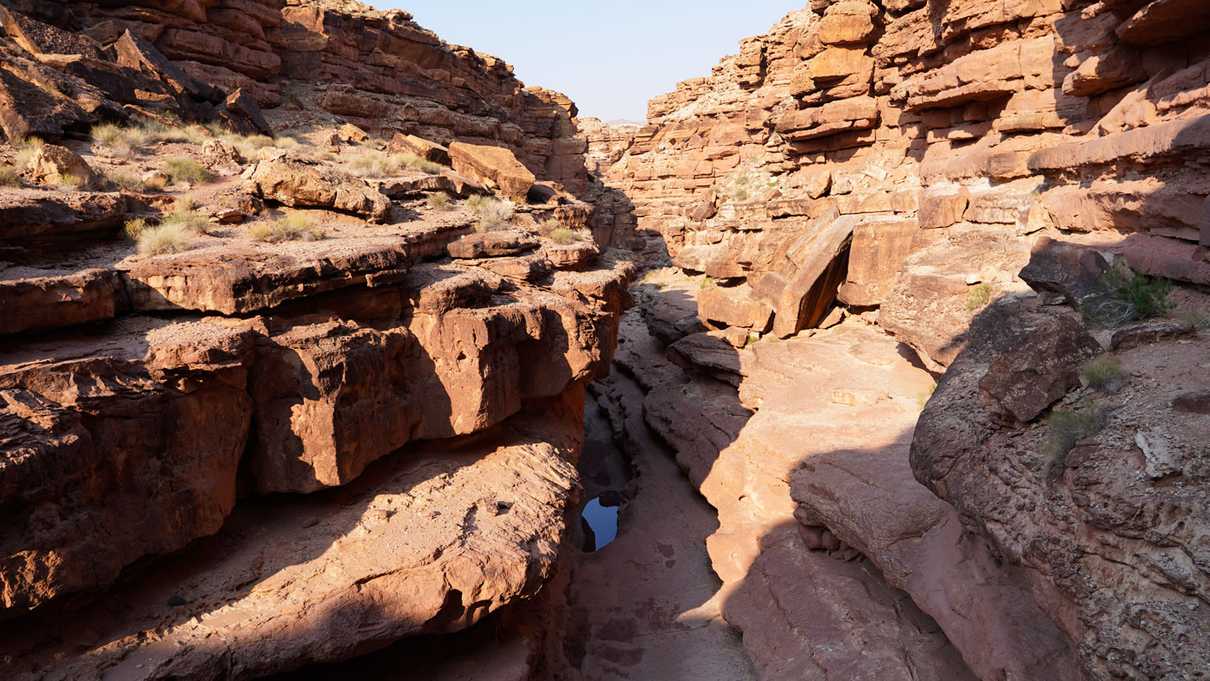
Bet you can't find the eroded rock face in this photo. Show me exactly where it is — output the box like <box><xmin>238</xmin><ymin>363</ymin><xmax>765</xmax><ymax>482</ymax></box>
<box><xmin>583</xmin><ymin>0</ymin><xmax>1210</xmax><ymax>370</ymax></box>
<box><xmin>3</xmin><ymin>392</ymin><xmax>586</xmax><ymax>680</ymax></box>
<box><xmin>0</xmin><ymin>317</ymin><xmax>256</xmax><ymax>612</ymax></box>
<box><xmin>912</xmin><ymin>298</ymin><xmax>1210</xmax><ymax>680</ymax></box>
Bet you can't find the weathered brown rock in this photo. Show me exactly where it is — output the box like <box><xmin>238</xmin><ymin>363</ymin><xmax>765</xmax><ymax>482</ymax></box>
<box><xmin>446</xmin><ymin>230</ymin><xmax>539</xmax><ymax>259</ymax></box>
<box><xmin>448</xmin><ymin>141</ymin><xmax>536</xmax><ymax>202</ymax></box>
<box><xmin>246</xmin><ymin>158</ymin><xmax>391</xmax><ymax>222</ymax></box>
<box><xmin>0</xmin><ymin>317</ymin><xmax>256</xmax><ymax>611</ymax></box>
<box><xmin>913</xmin><ymin>298</ymin><xmax>1210</xmax><ymax>680</ymax></box>
<box><xmin>24</xmin><ymin>143</ymin><xmax>95</xmax><ymax>188</ymax></box>
<box><xmin>977</xmin><ymin>313</ymin><xmax>1102</xmax><ymax>422</ymax></box>
<box><xmin>1</xmin><ymin>393</ymin><xmax>585</xmax><ymax>679</ymax></box>
<box><xmin>836</xmin><ymin>218</ymin><xmax>918</xmax><ymax>307</ymax></box>
<box><xmin>698</xmin><ymin>282</ymin><xmax>774</xmax><ymax>331</ymax></box>
<box><xmin>0</xmin><ymin>189</ymin><xmax>130</xmax><ymax>240</ymax></box>
<box><xmin>390</xmin><ymin>133</ymin><xmax>451</xmax><ymax>165</ymax></box>
<box><xmin>0</xmin><ymin>267</ymin><xmax>123</xmax><ymax>336</ymax></box>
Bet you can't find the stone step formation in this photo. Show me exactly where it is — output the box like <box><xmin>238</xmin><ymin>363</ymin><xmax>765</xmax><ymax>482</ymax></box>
<box><xmin>0</xmin><ymin>1</ymin><xmax>1208</xmax><ymax>680</ymax></box>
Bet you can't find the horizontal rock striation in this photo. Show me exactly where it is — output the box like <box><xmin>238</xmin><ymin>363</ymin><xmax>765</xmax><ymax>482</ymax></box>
<box><xmin>584</xmin><ymin>0</ymin><xmax>1210</xmax><ymax>364</ymax></box>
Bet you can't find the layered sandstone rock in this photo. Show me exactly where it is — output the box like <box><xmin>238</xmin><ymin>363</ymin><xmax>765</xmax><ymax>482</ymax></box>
<box><xmin>585</xmin><ymin>0</ymin><xmax>1210</xmax><ymax>369</ymax></box>
<box><xmin>577</xmin><ymin>2</ymin><xmax>1210</xmax><ymax>680</ymax></box>
<box><xmin>0</xmin><ymin>4</ymin><xmax>640</xmax><ymax>676</ymax></box>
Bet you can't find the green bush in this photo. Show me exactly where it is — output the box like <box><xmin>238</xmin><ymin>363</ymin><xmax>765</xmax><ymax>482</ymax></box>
<box><xmin>1085</xmin><ymin>262</ymin><xmax>1174</xmax><ymax>325</ymax></box>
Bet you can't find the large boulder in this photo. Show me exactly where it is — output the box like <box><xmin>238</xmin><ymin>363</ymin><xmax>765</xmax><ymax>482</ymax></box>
<box><xmin>448</xmin><ymin>141</ymin><xmax>536</xmax><ymax>202</ymax></box>
<box><xmin>246</xmin><ymin>158</ymin><xmax>391</xmax><ymax>221</ymax></box>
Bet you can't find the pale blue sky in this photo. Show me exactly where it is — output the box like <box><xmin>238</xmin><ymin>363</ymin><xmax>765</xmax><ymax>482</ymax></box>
<box><xmin>374</xmin><ymin>1</ymin><xmax>800</xmax><ymax>122</ymax></box>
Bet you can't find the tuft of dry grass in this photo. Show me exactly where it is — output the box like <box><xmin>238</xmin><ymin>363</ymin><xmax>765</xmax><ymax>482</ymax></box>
<box><xmin>57</xmin><ymin>174</ymin><xmax>85</xmax><ymax>191</ymax></box>
<box><xmin>137</xmin><ymin>221</ymin><xmax>194</xmax><ymax>256</ymax></box>
<box><xmin>548</xmin><ymin>227</ymin><xmax>584</xmax><ymax>245</ymax></box>
<box><xmin>161</xmin><ymin>197</ymin><xmax>213</xmax><ymax>234</ymax></box>
<box><xmin>105</xmin><ymin>170</ymin><xmax>147</xmax><ymax>192</ymax></box>
<box><xmin>1044</xmin><ymin>403</ymin><xmax>1106</xmax><ymax>477</ymax></box>
<box><xmin>467</xmin><ymin>195</ymin><xmax>515</xmax><ymax>232</ymax></box>
<box><xmin>1080</xmin><ymin>355</ymin><xmax>1123</xmax><ymax>391</ymax></box>
<box><xmin>0</xmin><ymin>165</ymin><xmax>22</xmax><ymax>187</ymax></box>
<box><xmin>966</xmin><ymin>283</ymin><xmax>993</xmax><ymax>311</ymax></box>
<box><xmin>248</xmin><ymin>213</ymin><xmax>325</xmax><ymax>243</ymax></box>
<box><xmin>163</xmin><ymin>157</ymin><xmax>212</xmax><ymax>185</ymax></box>
<box><xmin>346</xmin><ymin>147</ymin><xmax>444</xmax><ymax>177</ymax></box>
<box><xmin>123</xmin><ymin>217</ymin><xmax>147</xmax><ymax>240</ymax></box>
<box><xmin>427</xmin><ymin>192</ymin><xmax>451</xmax><ymax>210</ymax></box>
<box><xmin>13</xmin><ymin>137</ymin><xmax>43</xmax><ymax>169</ymax></box>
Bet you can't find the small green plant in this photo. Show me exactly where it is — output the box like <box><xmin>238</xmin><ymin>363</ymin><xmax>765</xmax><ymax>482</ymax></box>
<box><xmin>163</xmin><ymin>157</ymin><xmax>212</xmax><ymax>185</ymax></box>
<box><xmin>123</xmin><ymin>217</ymin><xmax>147</xmax><ymax>240</ymax></box>
<box><xmin>0</xmin><ymin>165</ymin><xmax>21</xmax><ymax>187</ymax></box>
<box><xmin>468</xmin><ymin>196</ymin><xmax>514</xmax><ymax>232</ymax></box>
<box><xmin>965</xmin><ymin>283</ymin><xmax>993</xmax><ymax>311</ymax></box>
<box><xmin>248</xmin><ymin>213</ymin><xmax>325</xmax><ymax>243</ymax></box>
<box><xmin>548</xmin><ymin>227</ymin><xmax>583</xmax><ymax>245</ymax></box>
<box><xmin>1080</xmin><ymin>355</ymin><xmax>1123</xmax><ymax>391</ymax></box>
<box><xmin>1043</xmin><ymin>404</ymin><xmax>1106</xmax><ymax>477</ymax></box>
<box><xmin>1085</xmin><ymin>262</ymin><xmax>1174</xmax><ymax>326</ymax></box>
<box><xmin>137</xmin><ymin>221</ymin><xmax>194</xmax><ymax>256</ymax></box>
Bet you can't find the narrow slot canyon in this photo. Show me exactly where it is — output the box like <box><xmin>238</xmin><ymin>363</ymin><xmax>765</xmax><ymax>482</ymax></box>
<box><xmin>1</xmin><ymin>1</ymin><xmax>1209</xmax><ymax>680</ymax></box>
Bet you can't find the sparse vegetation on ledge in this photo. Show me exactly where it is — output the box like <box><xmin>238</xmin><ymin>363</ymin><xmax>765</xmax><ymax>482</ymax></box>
<box><xmin>249</xmin><ymin>213</ymin><xmax>326</xmax><ymax>243</ymax></box>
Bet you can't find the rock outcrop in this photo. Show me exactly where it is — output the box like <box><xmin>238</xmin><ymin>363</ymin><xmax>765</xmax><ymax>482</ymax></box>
<box><xmin>579</xmin><ymin>2</ymin><xmax>1210</xmax><ymax>680</ymax></box>
<box><xmin>584</xmin><ymin>0</ymin><xmax>1210</xmax><ymax>369</ymax></box>
<box><xmin>0</xmin><ymin>2</ymin><xmax>639</xmax><ymax>677</ymax></box>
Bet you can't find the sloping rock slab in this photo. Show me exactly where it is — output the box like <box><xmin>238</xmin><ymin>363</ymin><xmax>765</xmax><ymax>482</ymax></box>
<box><xmin>1</xmin><ymin>395</ymin><xmax>584</xmax><ymax>681</ymax></box>
<box><xmin>792</xmin><ymin>447</ymin><xmax>1082</xmax><ymax>681</ymax></box>
<box><xmin>121</xmin><ymin>226</ymin><xmax>466</xmax><ymax>315</ymax></box>
<box><xmin>0</xmin><ymin>189</ymin><xmax>131</xmax><ymax>240</ymax></box>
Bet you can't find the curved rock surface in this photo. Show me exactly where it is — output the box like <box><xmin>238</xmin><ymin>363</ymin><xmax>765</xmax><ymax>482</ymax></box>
<box><xmin>3</xmin><ymin>392</ymin><xmax>584</xmax><ymax>680</ymax></box>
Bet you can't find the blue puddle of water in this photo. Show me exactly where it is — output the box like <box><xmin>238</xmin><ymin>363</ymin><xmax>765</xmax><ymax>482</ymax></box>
<box><xmin>581</xmin><ymin>496</ymin><xmax>619</xmax><ymax>551</ymax></box>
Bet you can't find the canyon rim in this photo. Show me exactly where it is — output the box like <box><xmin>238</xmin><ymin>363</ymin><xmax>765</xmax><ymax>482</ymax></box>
<box><xmin>0</xmin><ymin>1</ymin><xmax>1208</xmax><ymax>680</ymax></box>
